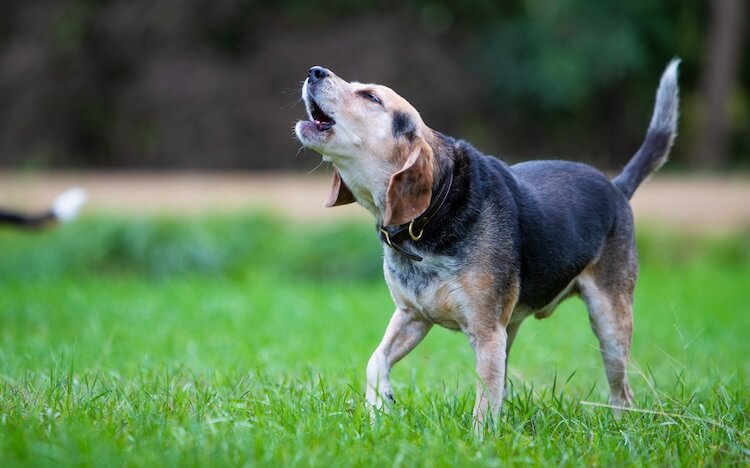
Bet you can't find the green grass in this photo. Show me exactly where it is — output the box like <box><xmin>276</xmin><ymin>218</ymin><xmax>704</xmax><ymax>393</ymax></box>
<box><xmin>1</xmin><ymin>214</ymin><xmax>749</xmax><ymax>466</ymax></box>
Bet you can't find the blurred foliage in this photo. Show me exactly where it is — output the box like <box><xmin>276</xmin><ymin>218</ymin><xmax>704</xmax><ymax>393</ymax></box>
<box><xmin>0</xmin><ymin>215</ymin><xmax>383</xmax><ymax>281</ymax></box>
<box><xmin>1</xmin><ymin>215</ymin><xmax>748</xmax><ymax>283</ymax></box>
<box><xmin>0</xmin><ymin>0</ymin><xmax>747</xmax><ymax>168</ymax></box>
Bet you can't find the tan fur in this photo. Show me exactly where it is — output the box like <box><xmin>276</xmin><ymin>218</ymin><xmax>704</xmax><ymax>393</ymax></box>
<box><xmin>325</xmin><ymin>166</ymin><xmax>356</xmax><ymax>207</ymax></box>
<box><xmin>499</xmin><ymin>279</ymin><xmax>520</xmax><ymax>327</ymax></box>
<box><xmin>457</xmin><ymin>269</ymin><xmax>502</xmax><ymax>330</ymax></box>
<box><xmin>384</xmin><ymin>141</ymin><xmax>434</xmax><ymax>226</ymax></box>
<box><xmin>576</xmin><ymin>264</ymin><xmax>635</xmax><ymax>409</ymax></box>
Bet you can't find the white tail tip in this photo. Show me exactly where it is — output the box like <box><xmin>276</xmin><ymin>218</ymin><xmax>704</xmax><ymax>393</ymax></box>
<box><xmin>51</xmin><ymin>187</ymin><xmax>88</xmax><ymax>222</ymax></box>
<box><xmin>649</xmin><ymin>58</ymin><xmax>681</xmax><ymax>134</ymax></box>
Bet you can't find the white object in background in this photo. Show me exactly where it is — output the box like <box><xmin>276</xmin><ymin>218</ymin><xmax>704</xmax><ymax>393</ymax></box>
<box><xmin>51</xmin><ymin>187</ymin><xmax>88</xmax><ymax>222</ymax></box>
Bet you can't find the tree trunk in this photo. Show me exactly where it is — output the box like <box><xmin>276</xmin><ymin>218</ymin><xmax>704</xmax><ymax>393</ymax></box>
<box><xmin>692</xmin><ymin>0</ymin><xmax>746</xmax><ymax>169</ymax></box>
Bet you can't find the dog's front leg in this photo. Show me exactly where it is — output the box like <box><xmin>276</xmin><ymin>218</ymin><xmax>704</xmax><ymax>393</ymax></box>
<box><xmin>366</xmin><ymin>308</ymin><xmax>432</xmax><ymax>414</ymax></box>
<box><xmin>469</xmin><ymin>326</ymin><xmax>508</xmax><ymax>435</ymax></box>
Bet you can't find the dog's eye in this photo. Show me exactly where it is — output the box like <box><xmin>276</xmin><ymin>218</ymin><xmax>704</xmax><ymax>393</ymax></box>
<box><xmin>358</xmin><ymin>91</ymin><xmax>382</xmax><ymax>106</ymax></box>
<box><xmin>365</xmin><ymin>93</ymin><xmax>381</xmax><ymax>104</ymax></box>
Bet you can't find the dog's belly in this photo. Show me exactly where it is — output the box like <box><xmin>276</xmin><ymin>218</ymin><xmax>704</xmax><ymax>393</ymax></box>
<box><xmin>510</xmin><ymin>274</ymin><xmax>579</xmax><ymax>325</ymax></box>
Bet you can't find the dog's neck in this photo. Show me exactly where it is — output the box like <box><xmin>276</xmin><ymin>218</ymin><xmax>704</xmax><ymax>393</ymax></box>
<box><xmin>332</xmin><ymin>155</ymin><xmax>447</xmax><ymax>226</ymax></box>
<box><xmin>327</xmin><ymin>158</ymin><xmax>388</xmax><ymax>220</ymax></box>
<box><xmin>324</xmin><ymin>129</ymin><xmax>454</xmax><ymax>225</ymax></box>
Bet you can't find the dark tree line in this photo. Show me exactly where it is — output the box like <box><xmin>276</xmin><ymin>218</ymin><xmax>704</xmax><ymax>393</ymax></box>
<box><xmin>0</xmin><ymin>0</ymin><xmax>746</xmax><ymax>170</ymax></box>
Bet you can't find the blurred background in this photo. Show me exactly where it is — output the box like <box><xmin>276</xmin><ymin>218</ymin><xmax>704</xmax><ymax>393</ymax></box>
<box><xmin>1</xmin><ymin>4</ymin><xmax>749</xmax><ymax>463</ymax></box>
<box><xmin>0</xmin><ymin>0</ymin><xmax>747</xmax><ymax>173</ymax></box>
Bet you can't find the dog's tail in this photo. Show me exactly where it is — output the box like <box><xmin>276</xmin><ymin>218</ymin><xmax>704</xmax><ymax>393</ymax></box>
<box><xmin>51</xmin><ymin>187</ymin><xmax>88</xmax><ymax>222</ymax></box>
<box><xmin>0</xmin><ymin>187</ymin><xmax>87</xmax><ymax>229</ymax></box>
<box><xmin>612</xmin><ymin>59</ymin><xmax>680</xmax><ymax>200</ymax></box>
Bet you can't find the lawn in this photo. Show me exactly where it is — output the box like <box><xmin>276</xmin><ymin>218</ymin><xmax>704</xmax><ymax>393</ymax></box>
<box><xmin>1</xmin><ymin>214</ymin><xmax>749</xmax><ymax>466</ymax></box>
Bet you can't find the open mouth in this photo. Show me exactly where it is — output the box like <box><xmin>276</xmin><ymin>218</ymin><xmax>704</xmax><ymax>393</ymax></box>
<box><xmin>307</xmin><ymin>97</ymin><xmax>335</xmax><ymax>131</ymax></box>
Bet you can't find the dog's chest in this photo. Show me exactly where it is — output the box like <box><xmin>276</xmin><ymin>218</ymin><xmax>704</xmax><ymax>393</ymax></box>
<box><xmin>384</xmin><ymin>252</ymin><xmax>467</xmax><ymax>330</ymax></box>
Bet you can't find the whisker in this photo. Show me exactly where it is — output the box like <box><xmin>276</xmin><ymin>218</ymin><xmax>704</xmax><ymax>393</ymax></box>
<box><xmin>294</xmin><ymin>144</ymin><xmax>308</xmax><ymax>158</ymax></box>
<box><xmin>306</xmin><ymin>159</ymin><xmax>325</xmax><ymax>174</ymax></box>
<box><xmin>280</xmin><ymin>96</ymin><xmax>303</xmax><ymax>110</ymax></box>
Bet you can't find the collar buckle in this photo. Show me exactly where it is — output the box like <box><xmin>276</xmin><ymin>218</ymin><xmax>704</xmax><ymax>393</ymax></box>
<box><xmin>408</xmin><ymin>219</ymin><xmax>424</xmax><ymax>241</ymax></box>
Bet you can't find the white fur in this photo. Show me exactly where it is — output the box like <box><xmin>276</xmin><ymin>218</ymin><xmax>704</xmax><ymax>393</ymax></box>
<box><xmin>649</xmin><ymin>58</ymin><xmax>680</xmax><ymax>135</ymax></box>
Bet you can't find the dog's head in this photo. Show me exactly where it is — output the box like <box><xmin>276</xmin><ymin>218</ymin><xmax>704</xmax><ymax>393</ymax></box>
<box><xmin>295</xmin><ymin>66</ymin><xmax>435</xmax><ymax>226</ymax></box>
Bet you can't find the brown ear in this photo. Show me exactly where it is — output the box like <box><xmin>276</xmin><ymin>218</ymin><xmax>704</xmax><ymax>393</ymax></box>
<box><xmin>324</xmin><ymin>166</ymin><xmax>356</xmax><ymax>207</ymax></box>
<box><xmin>383</xmin><ymin>141</ymin><xmax>434</xmax><ymax>226</ymax></box>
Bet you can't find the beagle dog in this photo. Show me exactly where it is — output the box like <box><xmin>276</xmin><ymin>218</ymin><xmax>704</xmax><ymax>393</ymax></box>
<box><xmin>295</xmin><ymin>60</ymin><xmax>680</xmax><ymax>431</ymax></box>
<box><xmin>0</xmin><ymin>187</ymin><xmax>87</xmax><ymax>229</ymax></box>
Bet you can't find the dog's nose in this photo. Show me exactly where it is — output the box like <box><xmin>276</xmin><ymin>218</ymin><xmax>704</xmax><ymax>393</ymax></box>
<box><xmin>308</xmin><ymin>66</ymin><xmax>329</xmax><ymax>84</ymax></box>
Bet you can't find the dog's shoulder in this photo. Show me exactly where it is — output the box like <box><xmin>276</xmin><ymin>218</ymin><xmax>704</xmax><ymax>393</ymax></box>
<box><xmin>449</xmin><ymin>139</ymin><xmax>521</xmax><ymax>209</ymax></box>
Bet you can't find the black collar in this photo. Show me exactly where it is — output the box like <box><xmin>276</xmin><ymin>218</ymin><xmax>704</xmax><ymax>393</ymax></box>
<box><xmin>377</xmin><ymin>168</ymin><xmax>454</xmax><ymax>262</ymax></box>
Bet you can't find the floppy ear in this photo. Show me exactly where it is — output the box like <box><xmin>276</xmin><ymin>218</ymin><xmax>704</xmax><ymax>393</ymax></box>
<box><xmin>383</xmin><ymin>141</ymin><xmax>434</xmax><ymax>226</ymax></box>
<box><xmin>324</xmin><ymin>166</ymin><xmax>356</xmax><ymax>207</ymax></box>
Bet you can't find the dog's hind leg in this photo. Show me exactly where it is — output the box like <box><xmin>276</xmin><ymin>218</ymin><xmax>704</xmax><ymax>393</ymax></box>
<box><xmin>502</xmin><ymin>319</ymin><xmax>524</xmax><ymax>399</ymax></box>
<box><xmin>366</xmin><ymin>308</ymin><xmax>432</xmax><ymax>414</ymax></box>
<box><xmin>577</xmin><ymin>253</ymin><xmax>637</xmax><ymax>410</ymax></box>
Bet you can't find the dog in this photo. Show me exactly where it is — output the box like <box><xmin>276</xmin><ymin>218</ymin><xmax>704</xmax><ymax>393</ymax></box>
<box><xmin>295</xmin><ymin>59</ymin><xmax>680</xmax><ymax>431</ymax></box>
<box><xmin>0</xmin><ymin>187</ymin><xmax>87</xmax><ymax>229</ymax></box>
